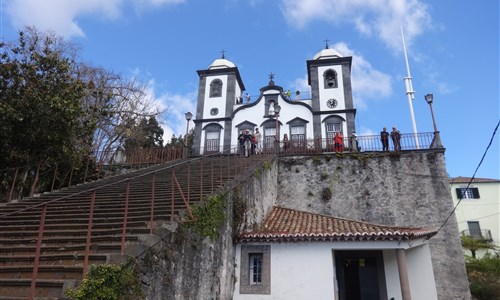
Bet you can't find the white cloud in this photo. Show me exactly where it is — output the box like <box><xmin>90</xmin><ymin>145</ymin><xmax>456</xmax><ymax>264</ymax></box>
<box><xmin>126</xmin><ymin>71</ymin><xmax>196</xmax><ymax>143</ymax></box>
<box><xmin>140</xmin><ymin>0</ymin><xmax>185</xmax><ymax>6</ymax></box>
<box><xmin>156</xmin><ymin>91</ymin><xmax>197</xmax><ymax>142</ymax></box>
<box><xmin>280</xmin><ymin>0</ymin><xmax>432</xmax><ymax>52</ymax></box>
<box><xmin>5</xmin><ymin>0</ymin><xmax>185</xmax><ymax>38</ymax></box>
<box><xmin>335</xmin><ymin>43</ymin><xmax>392</xmax><ymax>109</ymax></box>
<box><xmin>6</xmin><ymin>0</ymin><xmax>122</xmax><ymax>37</ymax></box>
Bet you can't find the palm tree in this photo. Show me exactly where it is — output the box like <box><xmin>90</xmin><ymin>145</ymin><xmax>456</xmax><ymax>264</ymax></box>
<box><xmin>461</xmin><ymin>235</ymin><xmax>498</xmax><ymax>258</ymax></box>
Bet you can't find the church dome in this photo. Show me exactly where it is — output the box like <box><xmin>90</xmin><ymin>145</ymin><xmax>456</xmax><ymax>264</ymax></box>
<box><xmin>312</xmin><ymin>47</ymin><xmax>343</xmax><ymax>60</ymax></box>
<box><xmin>208</xmin><ymin>58</ymin><xmax>236</xmax><ymax>69</ymax></box>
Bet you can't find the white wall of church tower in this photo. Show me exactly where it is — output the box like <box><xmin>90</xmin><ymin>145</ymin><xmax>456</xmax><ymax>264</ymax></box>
<box><xmin>202</xmin><ymin>75</ymin><xmax>229</xmax><ymax>119</ymax></box>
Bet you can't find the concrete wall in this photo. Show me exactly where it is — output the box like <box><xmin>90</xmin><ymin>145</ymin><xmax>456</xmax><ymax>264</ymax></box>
<box><xmin>276</xmin><ymin>151</ymin><xmax>470</xmax><ymax>299</ymax></box>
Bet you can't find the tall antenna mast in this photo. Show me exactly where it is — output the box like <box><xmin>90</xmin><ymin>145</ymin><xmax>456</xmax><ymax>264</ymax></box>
<box><xmin>401</xmin><ymin>26</ymin><xmax>420</xmax><ymax>148</ymax></box>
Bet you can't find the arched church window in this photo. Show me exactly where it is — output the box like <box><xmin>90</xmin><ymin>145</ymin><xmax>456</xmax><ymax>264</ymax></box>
<box><xmin>205</xmin><ymin>130</ymin><xmax>220</xmax><ymax>153</ymax></box>
<box><xmin>203</xmin><ymin>123</ymin><xmax>222</xmax><ymax>153</ymax></box>
<box><xmin>209</xmin><ymin>79</ymin><xmax>223</xmax><ymax>97</ymax></box>
<box><xmin>323</xmin><ymin>69</ymin><xmax>338</xmax><ymax>89</ymax></box>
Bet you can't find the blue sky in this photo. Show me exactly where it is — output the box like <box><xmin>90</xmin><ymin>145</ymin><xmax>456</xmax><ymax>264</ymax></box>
<box><xmin>1</xmin><ymin>0</ymin><xmax>498</xmax><ymax>180</ymax></box>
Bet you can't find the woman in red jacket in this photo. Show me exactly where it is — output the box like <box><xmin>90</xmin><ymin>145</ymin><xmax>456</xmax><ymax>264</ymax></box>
<box><xmin>334</xmin><ymin>131</ymin><xmax>344</xmax><ymax>152</ymax></box>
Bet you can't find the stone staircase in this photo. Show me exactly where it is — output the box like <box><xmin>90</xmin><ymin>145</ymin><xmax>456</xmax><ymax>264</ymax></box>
<box><xmin>0</xmin><ymin>154</ymin><xmax>269</xmax><ymax>299</ymax></box>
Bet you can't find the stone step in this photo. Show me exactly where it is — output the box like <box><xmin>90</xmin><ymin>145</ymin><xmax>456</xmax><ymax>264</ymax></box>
<box><xmin>0</xmin><ymin>279</ymin><xmax>67</xmax><ymax>298</ymax></box>
<box><xmin>0</xmin><ymin>243</ymin><xmax>122</xmax><ymax>256</ymax></box>
<box><xmin>0</xmin><ymin>204</ymin><xmax>190</xmax><ymax>222</ymax></box>
<box><xmin>0</xmin><ymin>253</ymin><xmax>108</xmax><ymax>266</ymax></box>
<box><xmin>0</xmin><ymin>229</ymin><xmax>150</xmax><ymax>242</ymax></box>
<box><xmin>0</xmin><ymin>265</ymin><xmax>83</xmax><ymax>280</ymax></box>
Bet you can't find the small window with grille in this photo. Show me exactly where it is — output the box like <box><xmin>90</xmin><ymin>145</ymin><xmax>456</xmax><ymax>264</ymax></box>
<box><xmin>249</xmin><ymin>253</ymin><xmax>263</xmax><ymax>285</ymax></box>
<box><xmin>205</xmin><ymin>130</ymin><xmax>220</xmax><ymax>153</ymax></box>
<box><xmin>456</xmin><ymin>187</ymin><xmax>480</xmax><ymax>199</ymax></box>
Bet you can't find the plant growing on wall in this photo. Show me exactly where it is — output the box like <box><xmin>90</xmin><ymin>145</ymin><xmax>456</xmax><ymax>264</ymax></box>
<box><xmin>312</xmin><ymin>156</ymin><xmax>322</xmax><ymax>166</ymax></box>
<box><xmin>66</xmin><ymin>263</ymin><xmax>141</xmax><ymax>300</ymax></box>
<box><xmin>187</xmin><ymin>193</ymin><xmax>227</xmax><ymax>241</ymax></box>
<box><xmin>321</xmin><ymin>187</ymin><xmax>332</xmax><ymax>202</ymax></box>
<box><xmin>262</xmin><ymin>161</ymin><xmax>272</xmax><ymax>171</ymax></box>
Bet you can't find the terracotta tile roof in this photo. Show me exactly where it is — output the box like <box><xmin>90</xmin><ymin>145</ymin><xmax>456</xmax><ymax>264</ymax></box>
<box><xmin>239</xmin><ymin>206</ymin><xmax>437</xmax><ymax>243</ymax></box>
<box><xmin>449</xmin><ymin>176</ymin><xmax>500</xmax><ymax>184</ymax></box>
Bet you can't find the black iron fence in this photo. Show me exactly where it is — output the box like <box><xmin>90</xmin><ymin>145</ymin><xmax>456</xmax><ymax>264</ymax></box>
<box><xmin>461</xmin><ymin>229</ymin><xmax>493</xmax><ymax>242</ymax></box>
<box><xmin>193</xmin><ymin>132</ymin><xmax>440</xmax><ymax>156</ymax></box>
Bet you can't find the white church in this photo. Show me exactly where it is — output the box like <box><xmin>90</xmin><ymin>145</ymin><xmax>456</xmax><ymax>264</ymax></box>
<box><xmin>192</xmin><ymin>44</ymin><xmax>356</xmax><ymax>155</ymax></box>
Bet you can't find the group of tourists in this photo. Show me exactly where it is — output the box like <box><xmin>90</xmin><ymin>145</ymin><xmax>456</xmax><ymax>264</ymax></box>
<box><xmin>240</xmin><ymin>126</ymin><xmax>402</xmax><ymax>156</ymax></box>
<box><xmin>332</xmin><ymin>126</ymin><xmax>402</xmax><ymax>153</ymax></box>
<box><xmin>380</xmin><ymin>126</ymin><xmax>401</xmax><ymax>151</ymax></box>
<box><xmin>238</xmin><ymin>128</ymin><xmax>262</xmax><ymax>157</ymax></box>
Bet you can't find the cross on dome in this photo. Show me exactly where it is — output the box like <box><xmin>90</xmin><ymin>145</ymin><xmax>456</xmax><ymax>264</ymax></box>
<box><xmin>324</xmin><ymin>38</ymin><xmax>330</xmax><ymax>49</ymax></box>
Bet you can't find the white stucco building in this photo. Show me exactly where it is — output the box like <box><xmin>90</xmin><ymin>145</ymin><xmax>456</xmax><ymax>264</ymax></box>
<box><xmin>449</xmin><ymin>176</ymin><xmax>500</xmax><ymax>256</ymax></box>
<box><xmin>192</xmin><ymin>45</ymin><xmax>356</xmax><ymax>155</ymax></box>
<box><xmin>234</xmin><ymin>206</ymin><xmax>438</xmax><ymax>300</ymax></box>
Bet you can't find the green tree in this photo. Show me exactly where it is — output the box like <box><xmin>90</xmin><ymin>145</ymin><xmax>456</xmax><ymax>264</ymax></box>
<box><xmin>165</xmin><ymin>128</ymin><xmax>194</xmax><ymax>148</ymax></box>
<box><xmin>0</xmin><ymin>27</ymin><xmax>86</xmax><ymax>169</ymax></box>
<box><xmin>461</xmin><ymin>235</ymin><xmax>498</xmax><ymax>259</ymax></box>
<box><xmin>123</xmin><ymin>116</ymin><xmax>164</xmax><ymax>149</ymax></box>
<box><xmin>465</xmin><ymin>254</ymin><xmax>500</xmax><ymax>300</ymax></box>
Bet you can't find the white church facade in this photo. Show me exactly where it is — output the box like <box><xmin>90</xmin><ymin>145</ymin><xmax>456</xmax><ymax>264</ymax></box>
<box><xmin>192</xmin><ymin>45</ymin><xmax>357</xmax><ymax>155</ymax></box>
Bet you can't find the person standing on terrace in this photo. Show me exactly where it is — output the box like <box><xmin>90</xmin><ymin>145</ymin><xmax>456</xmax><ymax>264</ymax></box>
<box><xmin>390</xmin><ymin>126</ymin><xmax>401</xmax><ymax>151</ymax></box>
<box><xmin>380</xmin><ymin>127</ymin><xmax>389</xmax><ymax>151</ymax></box>
<box><xmin>334</xmin><ymin>131</ymin><xmax>344</xmax><ymax>152</ymax></box>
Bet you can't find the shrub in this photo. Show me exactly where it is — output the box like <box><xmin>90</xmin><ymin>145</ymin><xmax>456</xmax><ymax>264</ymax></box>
<box><xmin>66</xmin><ymin>263</ymin><xmax>141</xmax><ymax>300</ymax></box>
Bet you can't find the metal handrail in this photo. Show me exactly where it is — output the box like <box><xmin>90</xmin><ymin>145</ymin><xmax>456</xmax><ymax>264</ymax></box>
<box><xmin>1</xmin><ymin>146</ymin><xmax>185</xmax><ymax>203</ymax></box>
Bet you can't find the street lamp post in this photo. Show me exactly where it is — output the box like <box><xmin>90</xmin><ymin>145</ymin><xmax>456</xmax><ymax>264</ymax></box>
<box><xmin>184</xmin><ymin>112</ymin><xmax>193</xmax><ymax>157</ymax></box>
<box><xmin>274</xmin><ymin>104</ymin><xmax>281</xmax><ymax>153</ymax></box>
<box><xmin>424</xmin><ymin>94</ymin><xmax>443</xmax><ymax>148</ymax></box>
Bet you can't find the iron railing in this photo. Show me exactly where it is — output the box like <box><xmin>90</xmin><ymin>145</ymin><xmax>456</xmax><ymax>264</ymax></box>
<box><xmin>0</xmin><ymin>146</ymin><xmax>185</xmax><ymax>203</ymax></box>
<box><xmin>461</xmin><ymin>229</ymin><xmax>493</xmax><ymax>242</ymax></box>
<box><xmin>193</xmin><ymin>132</ymin><xmax>439</xmax><ymax>156</ymax></box>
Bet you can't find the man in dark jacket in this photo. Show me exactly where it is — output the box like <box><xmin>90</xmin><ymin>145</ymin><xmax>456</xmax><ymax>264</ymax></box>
<box><xmin>380</xmin><ymin>127</ymin><xmax>389</xmax><ymax>151</ymax></box>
